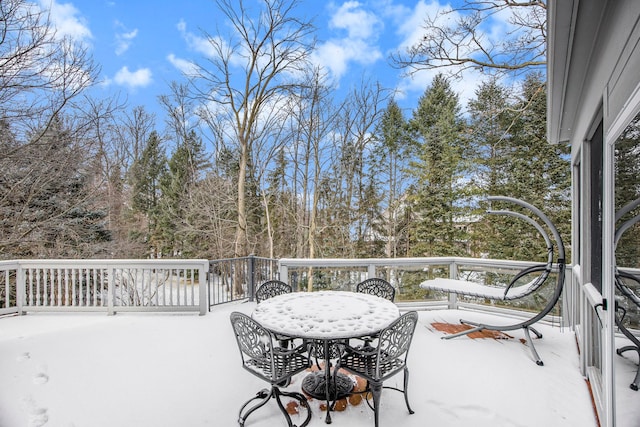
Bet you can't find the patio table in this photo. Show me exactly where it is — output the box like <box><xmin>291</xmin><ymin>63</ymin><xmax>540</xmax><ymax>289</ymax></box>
<box><xmin>252</xmin><ymin>290</ymin><xmax>400</xmax><ymax>424</ymax></box>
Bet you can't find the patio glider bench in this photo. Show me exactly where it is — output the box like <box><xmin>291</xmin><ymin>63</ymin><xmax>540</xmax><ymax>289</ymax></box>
<box><xmin>420</xmin><ymin>196</ymin><xmax>566</xmax><ymax>366</ymax></box>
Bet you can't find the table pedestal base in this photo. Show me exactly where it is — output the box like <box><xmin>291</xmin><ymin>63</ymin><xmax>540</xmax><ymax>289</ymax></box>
<box><xmin>301</xmin><ymin>371</ymin><xmax>354</xmax><ymax>400</ymax></box>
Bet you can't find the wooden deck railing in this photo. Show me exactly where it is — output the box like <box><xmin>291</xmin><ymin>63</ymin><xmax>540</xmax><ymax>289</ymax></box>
<box><xmin>0</xmin><ymin>259</ymin><xmax>209</xmax><ymax>315</ymax></box>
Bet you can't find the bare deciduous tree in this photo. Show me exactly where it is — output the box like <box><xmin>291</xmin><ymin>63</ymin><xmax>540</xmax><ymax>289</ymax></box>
<box><xmin>191</xmin><ymin>0</ymin><xmax>314</xmax><ymax>267</ymax></box>
<box><xmin>0</xmin><ymin>0</ymin><xmax>99</xmax><ymax>138</ymax></box>
<box><xmin>391</xmin><ymin>0</ymin><xmax>546</xmax><ymax>78</ymax></box>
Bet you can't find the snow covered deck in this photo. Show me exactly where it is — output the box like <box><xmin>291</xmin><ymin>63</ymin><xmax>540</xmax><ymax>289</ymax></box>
<box><xmin>0</xmin><ymin>302</ymin><xmax>638</xmax><ymax>426</ymax></box>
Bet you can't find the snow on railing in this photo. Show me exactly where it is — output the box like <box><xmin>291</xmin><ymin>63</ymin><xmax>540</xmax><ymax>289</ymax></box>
<box><xmin>0</xmin><ymin>259</ymin><xmax>209</xmax><ymax>315</ymax></box>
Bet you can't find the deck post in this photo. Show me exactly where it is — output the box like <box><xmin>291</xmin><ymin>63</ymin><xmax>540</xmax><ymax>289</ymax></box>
<box><xmin>448</xmin><ymin>260</ymin><xmax>459</xmax><ymax>310</ymax></box>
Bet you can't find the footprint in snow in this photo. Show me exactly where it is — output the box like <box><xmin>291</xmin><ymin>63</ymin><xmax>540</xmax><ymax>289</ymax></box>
<box><xmin>17</xmin><ymin>352</ymin><xmax>31</xmax><ymax>362</ymax></box>
<box><xmin>28</xmin><ymin>407</ymin><xmax>49</xmax><ymax>427</ymax></box>
<box><xmin>22</xmin><ymin>396</ymin><xmax>49</xmax><ymax>427</ymax></box>
<box><xmin>33</xmin><ymin>372</ymin><xmax>49</xmax><ymax>385</ymax></box>
<box><xmin>33</xmin><ymin>364</ymin><xmax>49</xmax><ymax>385</ymax></box>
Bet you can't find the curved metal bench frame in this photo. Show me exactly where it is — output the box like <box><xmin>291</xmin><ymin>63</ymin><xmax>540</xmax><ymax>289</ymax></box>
<box><xmin>421</xmin><ymin>196</ymin><xmax>566</xmax><ymax>366</ymax></box>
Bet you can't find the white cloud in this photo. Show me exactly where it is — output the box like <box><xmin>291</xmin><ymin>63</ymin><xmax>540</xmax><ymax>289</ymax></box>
<box><xmin>313</xmin><ymin>1</ymin><xmax>383</xmax><ymax>82</ymax></box>
<box><xmin>176</xmin><ymin>19</ymin><xmax>249</xmax><ymax>70</ymax></box>
<box><xmin>114</xmin><ymin>21</ymin><xmax>138</xmax><ymax>55</ymax></box>
<box><xmin>113</xmin><ymin>66</ymin><xmax>152</xmax><ymax>88</ymax></box>
<box><xmin>395</xmin><ymin>0</ymin><xmax>450</xmax><ymax>53</ymax></box>
<box><xmin>167</xmin><ymin>53</ymin><xmax>199</xmax><ymax>77</ymax></box>
<box><xmin>40</xmin><ymin>0</ymin><xmax>92</xmax><ymax>44</ymax></box>
<box><xmin>329</xmin><ymin>1</ymin><xmax>380</xmax><ymax>39</ymax></box>
<box><xmin>177</xmin><ymin>19</ymin><xmax>219</xmax><ymax>58</ymax></box>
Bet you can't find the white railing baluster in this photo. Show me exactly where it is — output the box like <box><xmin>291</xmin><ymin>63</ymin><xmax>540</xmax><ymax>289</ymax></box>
<box><xmin>28</xmin><ymin>268</ymin><xmax>34</xmax><ymax>307</ymax></box>
<box><xmin>108</xmin><ymin>267</ymin><xmax>114</xmax><ymax>314</ymax></box>
<box><xmin>162</xmin><ymin>269</ymin><xmax>166</xmax><ymax>306</ymax></box>
<box><xmin>49</xmin><ymin>268</ymin><xmax>55</xmax><ymax>307</ymax></box>
<box><xmin>190</xmin><ymin>268</ymin><xmax>195</xmax><ymax>305</ymax></box>
<box><xmin>170</xmin><ymin>269</ymin><xmax>174</xmax><ymax>306</ymax></box>
<box><xmin>57</xmin><ymin>268</ymin><xmax>62</xmax><ymax>306</ymax></box>
<box><xmin>154</xmin><ymin>268</ymin><xmax>159</xmax><ymax>306</ymax></box>
<box><xmin>182</xmin><ymin>268</ymin><xmax>187</xmax><ymax>305</ymax></box>
<box><xmin>72</xmin><ymin>269</ymin><xmax>77</xmax><ymax>306</ymax></box>
<box><xmin>143</xmin><ymin>268</ymin><xmax>149</xmax><ymax>306</ymax></box>
<box><xmin>92</xmin><ymin>268</ymin><xmax>97</xmax><ymax>307</ymax></box>
<box><xmin>85</xmin><ymin>268</ymin><xmax>90</xmax><ymax>306</ymax></box>
<box><xmin>98</xmin><ymin>269</ymin><xmax>103</xmax><ymax>307</ymax></box>
<box><xmin>36</xmin><ymin>269</ymin><xmax>42</xmax><ymax>306</ymax></box>
<box><xmin>64</xmin><ymin>269</ymin><xmax>69</xmax><ymax>306</ymax></box>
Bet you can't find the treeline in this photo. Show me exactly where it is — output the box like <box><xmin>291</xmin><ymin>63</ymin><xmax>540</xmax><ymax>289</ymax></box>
<box><xmin>0</xmin><ymin>74</ymin><xmax>572</xmax><ymax>262</ymax></box>
<box><xmin>0</xmin><ymin>0</ymin><xmax>573</xmax><ymax>262</ymax></box>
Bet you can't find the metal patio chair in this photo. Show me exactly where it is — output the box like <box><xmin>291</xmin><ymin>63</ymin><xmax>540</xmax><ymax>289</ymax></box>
<box><xmin>354</xmin><ymin>278</ymin><xmax>396</xmax><ymax>349</ymax></box>
<box><xmin>255</xmin><ymin>280</ymin><xmax>292</xmax><ymax>303</ymax></box>
<box><xmin>420</xmin><ymin>196</ymin><xmax>566</xmax><ymax>366</ymax></box>
<box><xmin>230</xmin><ymin>312</ymin><xmax>312</xmax><ymax>427</ymax></box>
<box><xmin>614</xmin><ymin>197</ymin><xmax>640</xmax><ymax>390</ymax></box>
<box><xmin>356</xmin><ymin>278</ymin><xmax>396</xmax><ymax>301</ymax></box>
<box><xmin>336</xmin><ymin>311</ymin><xmax>419</xmax><ymax>427</ymax></box>
<box><xmin>255</xmin><ymin>280</ymin><xmax>295</xmax><ymax>348</ymax></box>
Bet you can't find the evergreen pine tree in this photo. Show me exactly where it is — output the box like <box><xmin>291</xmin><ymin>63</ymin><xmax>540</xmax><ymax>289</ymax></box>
<box><xmin>128</xmin><ymin>130</ymin><xmax>167</xmax><ymax>256</ymax></box>
<box><xmin>371</xmin><ymin>99</ymin><xmax>413</xmax><ymax>257</ymax></box>
<box><xmin>157</xmin><ymin>130</ymin><xmax>208</xmax><ymax>257</ymax></box>
<box><xmin>408</xmin><ymin>74</ymin><xmax>469</xmax><ymax>257</ymax></box>
<box><xmin>466</xmin><ymin>78</ymin><xmax>516</xmax><ymax>258</ymax></box>
<box><xmin>494</xmin><ymin>73</ymin><xmax>571</xmax><ymax>262</ymax></box>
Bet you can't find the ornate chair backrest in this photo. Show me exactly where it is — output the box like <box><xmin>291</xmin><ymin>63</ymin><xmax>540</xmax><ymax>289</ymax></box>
<box><xmin>356</xmin><ymin>278</ymin><xmax>395</xmax><ymax>301</ymax></box>
<box><xmin>376</xmin><ymin>311</ymin><xmax>418</xmax><ymax>378</ymax></box>
<box><xmin>230</xmin><ymin>311</ymin><xmax>274</xmax><ymax>382</ymax></box>
<box><xmin>255</xmin><ymin>280</ymin><xmax>292</xmax><ymax>303</ymax></box>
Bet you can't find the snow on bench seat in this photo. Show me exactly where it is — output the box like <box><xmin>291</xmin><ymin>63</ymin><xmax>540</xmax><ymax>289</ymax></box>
<box><xmin>420</xmin><ymin>277</ymin><xmax>537</xmax><ymax>301</ymax></box>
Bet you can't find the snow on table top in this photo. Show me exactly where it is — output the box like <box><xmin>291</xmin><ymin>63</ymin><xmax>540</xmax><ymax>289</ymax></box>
<box><xmin>252</xmin><ymin>290</ymin><xmax>400</xmax><ymax>340</ymax></box>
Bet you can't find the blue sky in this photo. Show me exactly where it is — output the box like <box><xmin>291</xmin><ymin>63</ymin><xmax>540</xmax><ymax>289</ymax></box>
<box><xmin>40</xmin><ymin>0</ymin><xmax>508</xmax><ymax>123</ymax></box>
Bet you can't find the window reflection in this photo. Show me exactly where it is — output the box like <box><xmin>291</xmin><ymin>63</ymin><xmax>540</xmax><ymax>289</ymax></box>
<box><xmin>614</xmin><ymin>112</ymin><xmax>640</xmax><ymax>332</ymax></box>
<box><xmin>615</xmin><ymin>113</ymin><xmax>640</xmax><ymax>268</ymax></box>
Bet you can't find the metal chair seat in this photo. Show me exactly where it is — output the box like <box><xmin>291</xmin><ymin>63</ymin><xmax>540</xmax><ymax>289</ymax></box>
<box><xmin>340</xmin><ymin>352</ymin><xmax>405</xmax><ymax>380</ymax></box>
<box><xmin>245</xmin><ymin>349</ymin><xmax>310</xmax><ymax>380</ymax></box>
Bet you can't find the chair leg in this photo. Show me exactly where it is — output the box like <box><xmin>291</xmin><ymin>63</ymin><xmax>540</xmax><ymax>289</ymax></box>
<box><xmin>528</xmin><ymin>326</ymin><xmax>543</xmax><ymax>339</ymax></box>
<box><xmin>523</xmin><ymin>326</ymin><xmax>544</xmax><ymax>366</ymax></box>
<box><xmin>369</xmin><ymin>382</ymin><xmax>383</xmax><ymax>427</ymax></box>
<box><xmin>238</xmin><ymin>388</ymin><xmax>272</xmax><ymax>426</ymax></box>
<box><xmin>273</xmin><ymin>387</ymin><xmax>312</xmax><ymax>427</ymax></box>
<box><xmin>403</xmin><ymin>367</ymin><xmax>415</xmax><ymax>414</ymax></box>
<box><xmin>239</xmin><ymin>387</ymin><xmax>312</xmax><ymax>427</ymax></box>
<box><xmin>632</xmin><ymin>364</ymin><xmax>640</xmax><ymax>392</ymax></box>
<box><xmin>617</xmin><ymin>345</ymin><xmax>640</xmax><ymax>391</ymax></box>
